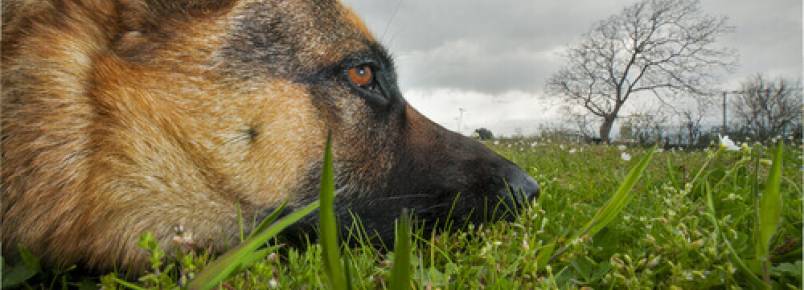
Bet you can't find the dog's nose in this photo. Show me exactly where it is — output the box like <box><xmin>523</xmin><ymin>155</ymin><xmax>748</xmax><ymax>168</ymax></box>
<box><xmin>503</xmin><ymin>165</ymin><xmax>540</xmax><ymax>205</ymax></box>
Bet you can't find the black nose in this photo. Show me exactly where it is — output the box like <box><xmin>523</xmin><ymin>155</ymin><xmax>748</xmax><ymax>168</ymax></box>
<box><xmin>502</xmin><ymin>165</ymin><xmax>540</xmax><ymax>206</ymax></box>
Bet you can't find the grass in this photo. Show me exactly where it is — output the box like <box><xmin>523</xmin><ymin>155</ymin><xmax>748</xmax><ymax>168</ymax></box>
<box><xmin>3</xmin><ymin>140</ymin><xmax>802</xmax><ymax>289</ymax></box>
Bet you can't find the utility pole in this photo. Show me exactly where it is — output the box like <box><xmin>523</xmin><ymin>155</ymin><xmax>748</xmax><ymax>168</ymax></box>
<box><xmin>721</xmin><ymin>90</ymin><xmax>743</xmax><ymax>135</ymax></box>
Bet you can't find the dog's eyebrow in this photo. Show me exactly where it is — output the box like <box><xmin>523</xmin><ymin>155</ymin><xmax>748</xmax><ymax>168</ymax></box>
<box><xmin>298</xmin><ymin>43</ymin><xmax>396</xmax><ymax>85</ymax></box>
<box><xmin>368</xmin><ymin>43</ymin><xmax>395</xmax><ymax>71</ymax></box>
<box><xmin>340</xmin><ymin>42</ymin><xmax>395</xmax><ymax>71</ymax></box>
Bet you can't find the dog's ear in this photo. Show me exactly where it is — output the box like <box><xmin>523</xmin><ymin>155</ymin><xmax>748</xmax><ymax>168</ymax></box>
<box><xmin>118</xmin><ymin>0</ymin><xmax>238</xmax><ymax>31</ymax></box>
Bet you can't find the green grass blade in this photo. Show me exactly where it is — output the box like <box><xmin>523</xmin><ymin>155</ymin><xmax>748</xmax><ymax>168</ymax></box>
<box><xmin>188</xmin><ymin>200</ymin><xmax>320</xmax><ymax>290</ymax></box>
<box><xmin>755</xmin><ymin>142</ymin><xmax>784</xmax><ymax>281</ymax></box>
<box><xmin>319</xmin><ymin>132</ymin><xmax>348</xmax><ymax>290</ymax></box>
<box><xmin>389</xmin><ymin>210</ymin><xmax>412</xmax><ymax>290</ymax></box>
<box><xmin>666</xmin><ymin>158</ymin><xmax>679</xmax><ymax>188</ymax></box>
<box><xmin>239</xmin><ymin>248</ymin><xmax>273</xmax><ymax>269</ymax></box>
<box><xmin>705</xmin><ymin>185</ymin><xmax>769</xmax><ymax>289</ymax></box>
<box><xmin>111</xmin><ymin>277</ymin><xmax>147</xmax><ymax>290</ymax></box>
<box><xmin>544</xmin><ymin>148</ymin><xmax>656</xmax><ymax>267</ymax></box>
<box><xmin>247</xmin><ymin>200</ymin><xmax>288</xmax><ymax>240</ymax></box>
<box><xmin>571</xmin><ymin>147</ymin><xmax>655</xmax><ymax>241</ymax></box>
<box><xmin>535</xmin><ymin>242</ymin><xmax>556</xmax><ymax>271</ymax></box>
<box><xmin>343</xmin><ymin>252</ymin><xmax>354</xmax><ymax>290</ymax></box>
<box><xmin>1</xmin><ymin>245</ymin><xmax>42</xmax><ymax>289</ymax></box>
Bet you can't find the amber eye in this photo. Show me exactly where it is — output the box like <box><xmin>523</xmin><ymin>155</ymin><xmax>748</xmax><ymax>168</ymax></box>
<box><xmin>347</xmin><ymin>65</ymin><xmax>374</xmax><ymax>87</ymax></box>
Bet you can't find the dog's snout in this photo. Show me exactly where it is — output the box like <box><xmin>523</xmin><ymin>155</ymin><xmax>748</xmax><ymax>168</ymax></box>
<box><xmin>503</xmin><ymin>165</ymin><xmax>540</xmax><ymax>204</ymax></box>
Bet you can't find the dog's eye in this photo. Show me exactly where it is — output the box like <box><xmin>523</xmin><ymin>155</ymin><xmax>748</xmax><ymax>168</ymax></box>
<box><xmin>344</xmin><ymin>62</ymin><xmax>390</xmax><ymax>106</ymax></box>
<box><xmin>347</xmin><ymin>65</ymin><xmax>375</xmax><ymax>87</ymax></box>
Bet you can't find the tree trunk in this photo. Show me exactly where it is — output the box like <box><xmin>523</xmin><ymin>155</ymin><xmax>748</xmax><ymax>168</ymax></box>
<box><xmin>599</xmin><ymin>117</ymin><xmax>616</xmax><ymax>144</ymax></box>
<box><xmin>688</xmin><ymin>131</ymin><xmax>693</xmax><ymax>146</ymax></box>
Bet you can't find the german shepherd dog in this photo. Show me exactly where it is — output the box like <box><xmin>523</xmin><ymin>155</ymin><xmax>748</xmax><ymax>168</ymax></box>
<box><xmin>1</xmin><ymin>0</ymin><xmax>539</xmax><ymax>272</ymax></box>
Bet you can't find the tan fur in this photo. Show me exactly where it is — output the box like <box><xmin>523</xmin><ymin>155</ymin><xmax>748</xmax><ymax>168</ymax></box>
<box><xmin>1</xmin><ymin>0</ymin><xmax>370</xmax><ymax>271</ymax></box>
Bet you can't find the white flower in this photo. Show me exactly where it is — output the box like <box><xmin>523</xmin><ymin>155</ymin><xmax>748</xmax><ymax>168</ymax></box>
<box><xmin>530</xmin><ymin>142</ymin><xmax>537</xmax><ymax>147</ymax></box>
<box><xmin>560</xmin><ymin>144</ymin><xmax>566</xmax><ymax>150</ymax></box>
<box><xmin>568</xmin><ymin>148</ymin><xmax>577</xmax><ymax>154</ymax></box>
<box><xmin>718</xmin><ymin>135</ymin><xmax>739</xmax><ymax>151</ymax></box>
<box><xmin>646</xmin><ymin>256</ymin><xmax>662</xmax><ymax>268</ymax></box>
<box><xmin>493</xmin><ymin>140</ymin><xmax>500</xmax><ymax>145</ymax></box>
<box><xmin>683</xmin><ymin>271</ymin><xmax>695</xmax><ymax>281</ymax></box>
<box><xmin>617</xmin><ymin>145</ymin><xmax>627</xmax><ymax>151</ymax></box>
<box><xmin>621</xmin><ymin>152</ymin><xmax>632</xmax><ymax>161</ymax></box>
<box><xmin>772</xmin><ymin>135</ymin><xmax>781</xmax><ymax>143</ymax></box>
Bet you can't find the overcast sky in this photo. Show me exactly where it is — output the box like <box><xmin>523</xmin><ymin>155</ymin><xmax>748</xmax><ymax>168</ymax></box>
<box><xmin>341</xmin><ymin>0</ymin><xmax>802</xmax><ymax>136</ymax></box>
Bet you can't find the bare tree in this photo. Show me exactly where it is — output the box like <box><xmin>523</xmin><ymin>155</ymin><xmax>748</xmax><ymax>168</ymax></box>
<box><xmin>732</xmin><ymin>74</ymin><xmax>802</xmax><ymax>141</ymax></box>
<box><xmin>562</xmin><ymin>106</ymin><xmax>597</xmax><ymax>139</ymax></box>
<box><xmin>545</xmin><ymin>0</ymin><xmax>736</xmax><ymax>143</ymax></box>
<box><xmin>678</xmin><ymin>105</ymin><xmax>706</xmax><ymax>145</ymax></box>
<box><xmin>619</xmin><ymin>112</ymin><xmax>668</xmax><ymax>145</ymax></box>
<box><xmin>662</xmin><ymin>95</ymin><xmax>711</xmax><ymax>146</ymax></box>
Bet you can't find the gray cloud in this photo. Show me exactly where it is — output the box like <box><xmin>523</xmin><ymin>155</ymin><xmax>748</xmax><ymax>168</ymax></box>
<box><xmin>341</xmin><ymin>0</ymin><xmax>802</xmax><ymax>135</ymax></box>
<box><xmin>699</xmin><ymin>0</ymin><xmax>802</xmax><ymax>85</ymax></box>
<box><xmin>344</xmin><ymin>0</ymin><xmax>801</xmax><ymax>93</ymax></box>
<box><xmin>344</xmin><ymin>0</ymin><xmax>647</xmax><ymax>94</ymax></box>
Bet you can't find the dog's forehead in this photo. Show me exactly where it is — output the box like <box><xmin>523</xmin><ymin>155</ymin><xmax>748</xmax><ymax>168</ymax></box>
<box><xmin>221</xmin><ymin>0</ymin><xmax>376</xmax><ymax>78</ymax></box>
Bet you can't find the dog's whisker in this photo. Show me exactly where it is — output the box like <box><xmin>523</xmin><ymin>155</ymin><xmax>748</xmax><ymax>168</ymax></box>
<box><xmin>373</xmin><ymin>194</ymin><xmax>430</xmax><ymax>201</ymax></box>
<box><xmin>416</xmin><ymin>202</ymin><xmax>451</xmax><ymax>213</ymax></box>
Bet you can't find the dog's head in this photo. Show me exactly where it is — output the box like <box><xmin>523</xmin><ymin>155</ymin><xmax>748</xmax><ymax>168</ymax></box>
<box><xmin>3</xmin><ymin>0</ymin><xmax>537</xmax><ymax>252</ymax></box>
<box><xmin>105</xmin><ymin>0</ymin><xmax>539</xmax><ymax>242</ymax></box>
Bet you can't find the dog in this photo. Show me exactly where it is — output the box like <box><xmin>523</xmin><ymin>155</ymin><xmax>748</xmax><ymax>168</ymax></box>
<box><xmin>1</xmin><ymin>0</ymin><xmax>539</xmax><ymax>272</ymax></box>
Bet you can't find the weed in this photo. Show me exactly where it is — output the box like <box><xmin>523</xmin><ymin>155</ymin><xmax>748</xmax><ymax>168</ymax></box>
<box><xmin>5</xmin><ymin>141</ymin><xmax>801</xmax><ymax>289</ymax></box>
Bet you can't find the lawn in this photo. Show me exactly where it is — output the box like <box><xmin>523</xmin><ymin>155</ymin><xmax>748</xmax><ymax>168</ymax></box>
<box><xmin>6</xmin><ymin>140</ymin><xmax>802</xmax><ymax>289</ymax></box>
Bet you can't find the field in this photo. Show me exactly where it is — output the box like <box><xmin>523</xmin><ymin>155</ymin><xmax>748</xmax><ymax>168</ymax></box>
<box><xmin>6</xmin><ymin>140</ymin><xmax>803</xmax><ymax>289</ymax></box>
